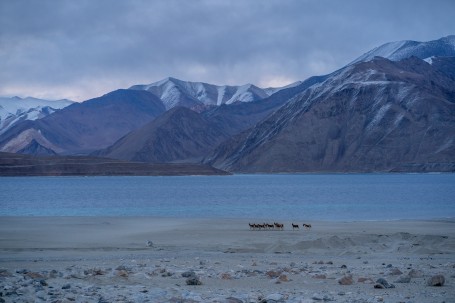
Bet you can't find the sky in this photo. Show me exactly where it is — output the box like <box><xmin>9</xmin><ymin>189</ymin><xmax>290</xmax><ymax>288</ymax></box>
<box><xmin>1</xmin><ymin>0</ymin><xmax>454</xmax><ymax>102</ymax></box>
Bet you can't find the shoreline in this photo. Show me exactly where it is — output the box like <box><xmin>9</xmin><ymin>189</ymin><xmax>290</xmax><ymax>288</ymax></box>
<box><xmin>1</xmin><ymin>217</ymin><xmax>454</xmax><ymax>302</ymax></box>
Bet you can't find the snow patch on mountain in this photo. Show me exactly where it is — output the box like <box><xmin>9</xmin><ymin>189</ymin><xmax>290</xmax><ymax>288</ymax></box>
<box><xmin>130</xmin><ymin>77</ymin><xmax>293</xmax><ymax>109</ymax></box>
<box><xmin>0</xmin><ymin>96</ymin><xmax>74</xmax><ymax>134</ymax></box>
<box><xmin>350</xmin><ymin>35</ymin><xmax>455</xmax><ymax>65</ymax></box>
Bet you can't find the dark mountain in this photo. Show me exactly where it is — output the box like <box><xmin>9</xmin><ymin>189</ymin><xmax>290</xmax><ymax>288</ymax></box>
<box><xmin>0</xmin><ymin>152</ymin><xmax>229</xmax><ymax>176</ymax></box>
<box><xmin>0</xmin><ymin>89</ymin><xmax>166</xmax><ymax>154</ymax></box>
<box><xmin>96</xmin><ymin>106</ymin><xmax>230</xmax><ymax>163</ymax></box>
<box><xmin>205</xmin><ymin>56</ymin><xmax>455</xmax><ymax>172</ymax></box>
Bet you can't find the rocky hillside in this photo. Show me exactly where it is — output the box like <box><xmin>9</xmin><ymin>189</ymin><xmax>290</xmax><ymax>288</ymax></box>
<box><xmin>204</xmin><ymin>56</ymin><xmax>455</xmax><ymax>172</ymax></box>
<box><xmin>95</xmin><ymin>107</ymin><xmax>230</xmax><ymax>163</ymax></box>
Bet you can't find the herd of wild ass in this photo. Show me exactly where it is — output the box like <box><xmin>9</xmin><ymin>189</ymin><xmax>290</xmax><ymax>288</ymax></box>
<box><xmin>248</xmin><ymin>222</ymin><xmax>311</xmax><ymax>230</ymax></box>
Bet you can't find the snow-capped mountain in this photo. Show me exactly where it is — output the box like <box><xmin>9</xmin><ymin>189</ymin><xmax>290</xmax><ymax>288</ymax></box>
<box><xmin>351</xmin><ymin>35</ymin><xmax>455</xmax><ymax>64</ymax></box>
<box><xmin>0</xmin><ymin>96</ymin><xmax>73</xmax><ymax>135</ymax></box>
<box><xmin>129</xmin><ymin>77</ymin><xmax>293</xmax><ymax>110</ymax></box>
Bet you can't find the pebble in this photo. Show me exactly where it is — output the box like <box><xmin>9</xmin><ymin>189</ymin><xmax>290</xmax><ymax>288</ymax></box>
<box><xmin>1</xmin><ymin>255</ymin><xmax>453</xmax><ymax>303</ymax></box>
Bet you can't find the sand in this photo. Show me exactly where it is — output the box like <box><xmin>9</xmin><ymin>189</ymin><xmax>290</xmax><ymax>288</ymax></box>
<box><xmin>0</xmin><ymin>217</ymin><xmax>454</xmax><ymax>302</ymax></box>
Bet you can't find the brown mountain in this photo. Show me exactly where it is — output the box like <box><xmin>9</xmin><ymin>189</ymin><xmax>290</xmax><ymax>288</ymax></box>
<box><xmin>204</xmin><ymin>56</ymin><xmax>455</xmax><ymax>172</ymax></box>
<box><xmin>0</xmin><ymin>89</ymin><xmax>166</xmax><ymax>154</ymax></box>
<box><xmin>96</xmin><ymin>106</ymin><xmax>230</xmax><ymax>163</ymax></box>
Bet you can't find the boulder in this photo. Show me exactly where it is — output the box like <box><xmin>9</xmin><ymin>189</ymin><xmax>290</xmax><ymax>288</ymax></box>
<box><xmin>374</xmin><ymin>278</ymin><xmax>395</xmax><ymax>289</ymax></box>
<box><xmin>338</xmin><ymin>275</ymin><xmax>353</xmax><ymax>285</ymax></box>
<box><xmin>427</xmin><ymin>274</ymin><xmax>445</xmax><ymax>286</ymax></box>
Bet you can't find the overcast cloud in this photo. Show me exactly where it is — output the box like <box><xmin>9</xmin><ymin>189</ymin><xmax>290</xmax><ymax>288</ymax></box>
<box><xmin>1</xmin><ymin>0</ymin><xmax>454</xmax><ymax>101</ymax></box>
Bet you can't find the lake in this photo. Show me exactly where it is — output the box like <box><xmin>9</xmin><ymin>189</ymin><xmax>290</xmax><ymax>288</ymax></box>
<box><xmin>0</xmin><ymin>174</ymin><xmax>454</xmax><ymax>221</ymax></box>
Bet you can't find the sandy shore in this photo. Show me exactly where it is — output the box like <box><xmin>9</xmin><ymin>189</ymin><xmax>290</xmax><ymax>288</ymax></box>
<box><xmin>1</xmin><ymin>217</ymin><xmax>454</xmax><ymax>302</ymax></box>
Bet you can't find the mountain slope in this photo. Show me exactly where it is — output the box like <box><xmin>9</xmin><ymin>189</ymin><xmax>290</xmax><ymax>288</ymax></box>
<box><xmin>351</xmin><ymin>35</ymin><xmax>455</xmax><ymax>64</ymax></box>
<box><xmin>96</xmin><ymin>107</ymin><xmax>230</xmax><ymax>163</ymax></box>
<box><xmin>0</xmin><ymin>96</ymin><xmax>73</xmax><ymax>135</ymax></box>
<box><xmin>129</xmin><ymin>77</ymin><xmax>297</xmax><ymax>110</ymax></box>
<box><xmin>0</xmin><ymin>90</ymin><xmax>166</xmax><ymax>154</ymax></box>
<box><xmin>205</xmin><ymin>56</ymin><xmax>455</xmax><ymax>172</ymax></box>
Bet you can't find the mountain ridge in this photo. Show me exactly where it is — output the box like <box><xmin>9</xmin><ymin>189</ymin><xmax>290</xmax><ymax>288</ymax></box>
<box><xmin>129</xmin><ymin>77</ymin><xmax>301</xmax><ymax>110</ymax></box>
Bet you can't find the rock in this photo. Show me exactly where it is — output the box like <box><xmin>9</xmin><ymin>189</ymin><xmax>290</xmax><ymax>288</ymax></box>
<box><xmin>312</xmin><ymin>293</ymin><xmax>334</xmax><ymax>301</ymax></box>
<box><xmin>374</xmin><ymin>278</ymin><xmax>395</xmax><ymax>289</ymax></box>
<box><xmin>278</xmin><ymin>274</ymin><xmax>288</xmax><ymax>282</ymax></box>
<box><xmin>395</xmin><ymin>275</ymin><xmax>411</xmax><ymax>283</ymax></box>
<box><xmin>265</xmin><ymin>270</ymin><xmax>281</xmax><ymax>279</ymax></box>
<box><xmin>408</xmin><ymin>269</ymin><xmax>423</xmax><ymax>278</ymax></box>
<box><xmin>264</xmin><ymin>293</ymin><xmax>285</xmax><ymax>301</ymax></box>
<box><xmin>116</xmin><ymin>270</ymin><xmax>129</xmax><ymax>278</ymax></box>
<box><xmin>388</xmin><ymin>267</ymin><xmax>403</xmax><ymax>275</ymax></box>
<box><xmin>427</xmin><ymin>274</ymin><xmax>445</xmax><ymax>286</ymax></box>
<box><xmin>146</xmin><ymin>240</ymin><xmax>154</xmax><ymax>247</ymax></box>
<box><xmin>186</xmin><ymin>276</ymin><xmax>202</xmax><ymax>285</ymax></box>
<box><xmin>181</xmin><ymin>271</ymin><xmax>196</xmax><ymax>278</ymax></box>
<box><xmin>313</xmin><ymin>274</ymin><xmax>327</xmax><ymax>279</ymax></box>
<box><xmin>61</xmin><ymin>283</ymin><xmax>71</xmax><ymax>290</ymax></box>
<box><xmin>84</xmin><ymin>268</ymin><xmax>106</xmax><ymax>276</ymax></box>
<box><xmin>0</xmin><ymin>269</ymin><xmax>13</xmax><ymax>277</ymax></box>
<box><xmin>39</xmin><ymin>279</ymin><xmax>48</xmax><ymax>286</ymax></box>
<box><xmin>338</xmin><ymin>275</ymin><xmax>353</xmax><ymax>285</ymax></box>
<box><xmin>115</xmin><ymin>265</ymin><xmax>129</xmax><ymax>271</ymax></box>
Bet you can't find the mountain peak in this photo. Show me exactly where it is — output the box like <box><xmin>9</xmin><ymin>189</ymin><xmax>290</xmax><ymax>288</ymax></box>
<box><xmin>351</xmin><ymin>35</ymin><xmax>455</xmax><ymax>65</ymax></box>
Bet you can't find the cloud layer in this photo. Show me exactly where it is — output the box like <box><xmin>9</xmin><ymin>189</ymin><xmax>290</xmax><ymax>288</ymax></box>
<box><xmin>1</xmin><ymin>0</ymin><xmax>454</xmax><ymax>101</ymax></box>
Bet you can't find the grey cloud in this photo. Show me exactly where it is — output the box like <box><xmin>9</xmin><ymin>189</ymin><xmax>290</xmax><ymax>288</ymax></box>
<box><xmin>0</xmin><ymin>0</ymin><xmax>454</xmax><ymax>101</ymax></box>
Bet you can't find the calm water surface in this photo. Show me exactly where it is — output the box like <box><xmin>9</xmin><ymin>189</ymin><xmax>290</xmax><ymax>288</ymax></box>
<box><xmin>0</xmin><ymin>174</ymin><xmax>454</xmax><ymax>221</ymax></box>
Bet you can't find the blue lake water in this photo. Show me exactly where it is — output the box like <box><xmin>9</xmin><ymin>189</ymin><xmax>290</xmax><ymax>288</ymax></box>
<box><xmin>0</xmin><ymin>174</ymin><xmax>454</xmax><ymax>221</ymax></box>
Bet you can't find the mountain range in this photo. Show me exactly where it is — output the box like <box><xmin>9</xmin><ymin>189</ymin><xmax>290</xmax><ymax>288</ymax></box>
<box><xmin>1</xmin><ymin>35</ymin><xmax>454</xmax><ymax>173</ymax></box>
<box><xmin>129</xmin><ymin>77</ymin><xmax>301</xmax><ymax>110</ymax></box>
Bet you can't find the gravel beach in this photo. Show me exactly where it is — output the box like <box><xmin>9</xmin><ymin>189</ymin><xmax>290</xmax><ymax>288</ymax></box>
<box><xmin>1</xmin><ymin>217</ymin><xmax>454</xmax><ymax>302</ymax></box>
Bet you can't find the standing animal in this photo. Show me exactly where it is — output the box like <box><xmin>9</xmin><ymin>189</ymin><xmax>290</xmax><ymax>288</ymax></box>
<box><xmin>292</xmin><ymin>223</ymin><xmax>299</xmax><ymax>230</ymax></box>
<box><xmin>274</xmin><ymin>222</ymin><xmax>284</xmax><ymax>230</ymax></box>
<box><xmin>302</xmin><ymin>223</ymin><xmax>312</xmax><ymax>229</ymax></box>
